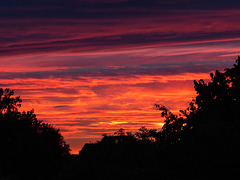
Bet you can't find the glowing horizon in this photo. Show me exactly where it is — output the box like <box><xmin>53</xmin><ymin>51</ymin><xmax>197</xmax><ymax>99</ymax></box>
<box><xmin>1</xmin><ymin>0</ymin><xmax>240</xmax><ymax>154</ymax></box>
<box><xmin>2</xmin><ymin>70</ymin><xmax>229</xmax><ymax>154</ymax></box>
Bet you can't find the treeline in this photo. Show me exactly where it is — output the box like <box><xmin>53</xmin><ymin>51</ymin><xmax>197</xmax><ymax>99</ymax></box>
<box><xmin>2</xmin><ymin>56</ymin><xmax>240</xmax><ymax>179</ymax></box>
<box><xmin>68</xmin><ymin>56</ymin><xmax>240</xmax><ymax>180</ymax></box>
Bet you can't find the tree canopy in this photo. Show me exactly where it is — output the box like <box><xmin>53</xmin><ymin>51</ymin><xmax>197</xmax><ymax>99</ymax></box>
<box><xmin>75</xmin><ymin>57</ymin><xmax>240</xmax><ymax>180</ymax></box>
<box><xmin>153</xmin><ymin>56</ymin><xmax>240</xmax><ymax>145</ymax></box>
<box><xmin>0</xmin><ymin>88</ymin><xmax>70</xmax><ymax>179</ymax></box>
<box><xmin>79</xmin><ymin>57</ymin><xmax>240</xmax><ymax>149</ymax></box>
<box><xmin>2</xmin><ymin>56</ymin><xmax>240</xmax><ymax>180</ymax></box>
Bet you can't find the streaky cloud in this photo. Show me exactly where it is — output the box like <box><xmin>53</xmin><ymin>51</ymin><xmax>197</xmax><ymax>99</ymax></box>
<box><xmin>0</xmin><ymin>61</ymin><xmax>233</xmax><ymax>79</ymax></box>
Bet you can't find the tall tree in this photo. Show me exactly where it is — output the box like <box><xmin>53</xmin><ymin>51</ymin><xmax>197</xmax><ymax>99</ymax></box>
<box><xmin>156</xmin><ymin>56</ymin><xmax>240</xmax><ymax>145</ymax></box>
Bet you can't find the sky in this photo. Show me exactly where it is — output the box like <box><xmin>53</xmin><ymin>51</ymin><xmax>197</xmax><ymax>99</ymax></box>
<box><xmin>1</xmin><ymin>0</ymin><xmax>240</xmax><ymax>154</ymax></box>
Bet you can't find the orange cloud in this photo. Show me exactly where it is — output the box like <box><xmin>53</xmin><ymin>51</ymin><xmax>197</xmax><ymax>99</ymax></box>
<box><xmin>0</xmin><ymin>72</ymin><xmax>210</xmax><ymax>154</ymax></box>
<box><xmin>1</xmin><ymin>3</ymin><xmax>239</xmax><ymax>154</ymax></box>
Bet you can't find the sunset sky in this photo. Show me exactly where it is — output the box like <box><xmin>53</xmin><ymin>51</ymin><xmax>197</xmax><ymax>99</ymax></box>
<box><xmin>1</xmin><ymin>0</ymin><xmax>240</xmax><ymax>154</ymax></box>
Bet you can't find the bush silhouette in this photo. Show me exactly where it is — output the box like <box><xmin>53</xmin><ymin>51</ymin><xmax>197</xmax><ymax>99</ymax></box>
<box><xmin>0</xmin><ymin>88</ymin><xmax>70</xmax><ymax>179</ymax></box>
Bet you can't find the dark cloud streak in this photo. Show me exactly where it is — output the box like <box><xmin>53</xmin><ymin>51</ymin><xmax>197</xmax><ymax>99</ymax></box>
<box><xmin>1</xmin><ymin>31</ymin><xmax>240</xmax><ymax>57</ymax></box>
<box><xmin>0</xmin><ymin>61</ymin><xmax>233</xmax><ymax>80</ymax></box>
<box><xmin>1</xmin><ymin>1</ymin><xmax>240</xmax><ymax>57</ymax></box>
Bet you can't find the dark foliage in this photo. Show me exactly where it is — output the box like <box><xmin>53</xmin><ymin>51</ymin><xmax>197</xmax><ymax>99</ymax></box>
<box><xmin>0</xmin><ymin>88</ymin><xmax>70</xmax><ymax>179</ymax></box>
<box><xmin>2</xmin><ymin>56</ymin><xmax>240</xmax><ymax>179</ymax></box>
<box><xmin>60</xmin><ymin>56</ymin><xmax>240</xmax><ymax>180</ymax></box>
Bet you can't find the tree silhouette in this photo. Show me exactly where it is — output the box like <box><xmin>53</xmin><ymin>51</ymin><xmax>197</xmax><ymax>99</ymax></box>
<box><xmin>134</xmin><ymin>127</ymin><xmax>158</xmax><ymax>142</ymax></box>
<box><xmin>153</xmin><ymin>56</ymin><xmax>240</xmax><ymax>146</ymax></box>
<box><xmin>194</xmin><ymin>56</ymin><xmax>240</xmax><ymax>122</ymax></box>
<box><xmin>114</xmin><ymin>128</ymin><xmax>126</xmax><ymax>136</ymax></box>
<box><xmin>154</xmin><ymin>102</ymin><xmax>195</xmax><ymax>145</ymax></box>
<box><xmin>0</xmin><ymin>88</ymin><xmax>70</xmax><ymax>179</ymax></box>
<box><xmin>66</xmin><ymin>56</ymin><xmax>240</xmax><ymax>180</ymax></box>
